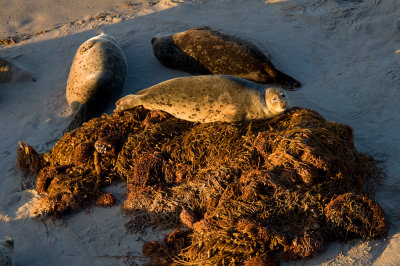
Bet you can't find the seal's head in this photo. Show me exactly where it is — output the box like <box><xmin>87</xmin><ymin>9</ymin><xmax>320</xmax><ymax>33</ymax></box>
<box><xmin>264</xmin><ymin>88</ymin><xmax>288</xmax><ymax>116</ymax></box>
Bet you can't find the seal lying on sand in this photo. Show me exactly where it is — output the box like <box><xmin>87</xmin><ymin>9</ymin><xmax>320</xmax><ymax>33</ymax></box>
<box><xmin>0</xmin><ymin>237</ymin><xmax>14</xmax><ymax>266</ymax></box>
<box><xmin>0</xmin><ymin>58</ymin><xmax>32</xmax><ymax>84</ymax></box>
<box><xmin>66</xmin><ymin>34</ymin><xmax>128</xmax><ymax>131</ymax></box>
<box><xmin>115</xmin><ymin>75</ymin><xmax>288</xmax><ymax>123</ymax></box>
<box><xmin>151</xmin><ymin>26</ymin><xmax>300</xmax><ymax>90</ymax></box>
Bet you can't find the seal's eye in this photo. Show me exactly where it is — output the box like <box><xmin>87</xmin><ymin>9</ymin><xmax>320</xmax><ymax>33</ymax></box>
<box><xmin>281</xmin><ymin>93</ymin><xmax>285</xmax><ymax>98</ymax></box>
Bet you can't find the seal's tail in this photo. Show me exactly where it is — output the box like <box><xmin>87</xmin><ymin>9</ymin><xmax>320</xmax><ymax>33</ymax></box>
<box><xmin>264</xmin><ymin>63</ymin><xmax>301</xmax><ymax>90</ymax></box>
<box><xmin>273</xmin><ymin>69</ymin><xmax>301</xmax><ymax>91</ymax></box>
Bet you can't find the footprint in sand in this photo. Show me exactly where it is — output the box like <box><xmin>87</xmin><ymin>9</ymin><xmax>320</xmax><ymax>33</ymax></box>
<box><xmin>394</xmin><ymin>19</ymin><xmax>400</xmax><ymax>41</ymax></box>
<box><xmin>0</xmin><ymin>236</ymin><xmax>14</xmax><ymax>266</ymax></box>
<box><xmin>385</xmin><ymin>62</ymin><xmax>400</xmax><ymax>90</ymax></box>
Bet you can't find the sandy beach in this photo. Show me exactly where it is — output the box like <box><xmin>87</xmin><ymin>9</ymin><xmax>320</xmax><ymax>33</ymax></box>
<box><xmin>1</xmin><ymin>0</ymin><xmax>400</xmax><ymax>265</ymax></box>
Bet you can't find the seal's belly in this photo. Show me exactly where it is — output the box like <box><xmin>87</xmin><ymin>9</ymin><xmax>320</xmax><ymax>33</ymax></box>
<box><xmin>144</xmin><ymin>99</ymin><xmax>241</xmax><ymax>123</ymax></box>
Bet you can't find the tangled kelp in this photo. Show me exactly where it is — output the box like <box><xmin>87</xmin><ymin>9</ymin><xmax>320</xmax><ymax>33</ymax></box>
<box><xmin>17</xmin><ymin>106</ymin><xmax>386</xmax><ymax>263</ymax></box>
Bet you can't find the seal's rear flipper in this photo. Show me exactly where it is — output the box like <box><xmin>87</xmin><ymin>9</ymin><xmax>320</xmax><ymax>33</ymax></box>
<box><xmin>114</xmin><ymin>94</ymin><xmax>141</xmax><ymax>113</ymax></box>
<box><xmin>273</xmin><ymin>70</ymin><xmax>301</xmax><ymax>91</ymax></box>
<box><xmin>0</xmin><ymin>57</ymin><xmax>33</xmax><ymax>84</ymax></box>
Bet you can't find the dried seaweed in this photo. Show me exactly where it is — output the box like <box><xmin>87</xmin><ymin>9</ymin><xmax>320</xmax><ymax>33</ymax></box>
<box><xmin>17</xmin><ymin>106</ymin><xmax>386</xmax><ymax>264</ymax></box>
<box><xmin>325</xmin><ymin>193</ymin><xmax>386</xmax><ymax>239</ymax></box>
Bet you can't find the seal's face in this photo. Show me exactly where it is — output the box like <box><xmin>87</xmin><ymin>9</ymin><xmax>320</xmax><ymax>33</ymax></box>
<box><xmin>265</xmin><ymin>88</ymin><xmax>288</xmax><ymax>115</ymax></box>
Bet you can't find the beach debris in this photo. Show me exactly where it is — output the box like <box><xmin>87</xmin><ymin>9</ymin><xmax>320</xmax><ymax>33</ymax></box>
<box><xmin>0</xmin><ymin>30</ymin><xmax>51</xmax><ymax>46</ymax></box>
<box><xmin>17</xmin><ymin>106</ymin><xmax>386</xmax><ymax>263</ymax></box>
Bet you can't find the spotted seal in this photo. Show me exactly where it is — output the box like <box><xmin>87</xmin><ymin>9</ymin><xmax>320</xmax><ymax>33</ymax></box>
<box><xmin>151</xmin><ymin>26</ymin><xmax>300</xmax><ymax>90</ymax></box>
<box><xmin>115</xmin><ymin>75</ymin><xmax>288</xmax><ymax>123</ymax></box>
<box><xmin>0</xmin><ymin>236</ymin><xmax>14</xmax><ymax>266</ymax></box>
<box><xmin>66</xmin><ymin>34</ymin><xmax>128</xmax><ymax>131</ymax></box>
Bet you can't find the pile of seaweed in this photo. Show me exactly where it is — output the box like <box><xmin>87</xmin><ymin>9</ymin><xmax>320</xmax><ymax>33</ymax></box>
<box><xmin>17</xmin><ymin>106</ymin><xmax>387</xmax><ymax>265</ymax></box>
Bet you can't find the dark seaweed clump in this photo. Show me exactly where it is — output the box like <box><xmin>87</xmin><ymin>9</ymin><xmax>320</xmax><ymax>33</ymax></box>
<box><xmin>17</xmin><ymin>106</ymin><xmax>386</xmax><ymax>264</ymax></box>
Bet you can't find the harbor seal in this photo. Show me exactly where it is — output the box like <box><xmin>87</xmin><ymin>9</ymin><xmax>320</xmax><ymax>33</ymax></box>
<box><xmin>66</xmin><ymin>34</ymin><xmax>128</xmax><ymax>131</ymax></box>
<box><xmin>114</xmin><ymin>75</ymin><xmax>288</xmax><ymax>123</ymax></box>
<box><xmin>151</xmin><ymin>26</ymin><xmax>301</xmax><ymax>90</ymax></box>
<box><xmin>0</xmin><ymin>236</ymin><xmax>14</xmax><ymax>266</ymax></box>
